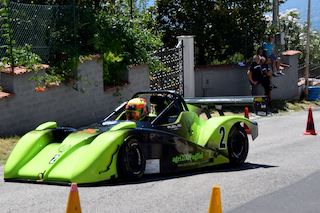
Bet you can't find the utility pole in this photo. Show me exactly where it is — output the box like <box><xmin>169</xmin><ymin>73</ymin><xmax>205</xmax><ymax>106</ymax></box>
<box><xmin>272</xmin><ymin>0</ymin><xmax>279</xmax><ymax>30</ymax></box>
<box><xmin>129</xmin><ymin>0</ymin><xmax>133</xmax><ymax>19</ymax></box>
<box><xmin>305</xmin><ymin>0</ymin><xmax>311</xmax><ymax>99</ymax></box>
<box><xmin>272</xmin><ymin>0</ymin><xmax>280</xmax><ymax>54</ymax></box>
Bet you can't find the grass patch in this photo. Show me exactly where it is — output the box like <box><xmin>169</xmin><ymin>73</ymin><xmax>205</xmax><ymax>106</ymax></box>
<box><xmin>0</xmin><ymin>137</ymin><xmax>19</xmax><ymax>165</ymax></box>
<box><xmin>271</xmin><ymin>100</ymin><xmax>320</xmax><ymax>113</ymax></box>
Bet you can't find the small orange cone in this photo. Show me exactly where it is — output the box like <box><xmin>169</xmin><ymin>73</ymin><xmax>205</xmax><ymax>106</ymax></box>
<box><xmin>244</xmin><ymin>107</ymin><xmax>251</xmax><ymax>134</ymax></box>
<box><xmin>208</xmin><ymin>185</ymin><xmax>222</xmax><ymax>213</ymax></box>
<box><xmin>304</xmin><ymin>106</ymin><xmax>317</xmax><ymax>135</ymax></box>
<box><xmin>66</xmin><ymin>183</ymin><xmax>82</xmax><ymax>213</ymax></box>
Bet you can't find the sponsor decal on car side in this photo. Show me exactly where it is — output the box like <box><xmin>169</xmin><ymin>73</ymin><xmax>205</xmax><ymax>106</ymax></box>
<box><xmin>172</xmin><ymin>152</ymin><xmax>204</xmax><ymax>164</ymax></box>
<box><xmin>166</xmin><ymin>123</ymin><xmax>182</xmax><ymax>131</ymax></box>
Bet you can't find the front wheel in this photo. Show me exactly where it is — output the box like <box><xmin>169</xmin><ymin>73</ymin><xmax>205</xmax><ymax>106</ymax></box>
<box><xmin>117</xmin><ymin>137</ymin><xmax>146</xmax><ymax>179</ymax></box>
<box><xmin>227</xmin><ymin>125</ymin><xmax>249</xmax><ymax>166</ymax></box>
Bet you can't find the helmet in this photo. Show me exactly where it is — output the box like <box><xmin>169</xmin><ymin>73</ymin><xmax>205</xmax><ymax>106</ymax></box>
<box><xmin>125</xmin><ymin>98</ymin><xmax>148</xmax><ymax>121</ymax></box>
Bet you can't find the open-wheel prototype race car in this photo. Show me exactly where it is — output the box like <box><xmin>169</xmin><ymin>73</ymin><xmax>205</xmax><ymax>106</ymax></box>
<box><xmin>4</xmin><ymin>90</ymin><xmax>258</xmax><ymax>184</ymax></box>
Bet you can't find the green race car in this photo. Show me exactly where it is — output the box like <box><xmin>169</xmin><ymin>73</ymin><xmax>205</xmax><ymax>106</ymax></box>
<box><xmin>4</xmin><ymin>90</ymin><xmax>258</xmax><ymax>184</ymax></box>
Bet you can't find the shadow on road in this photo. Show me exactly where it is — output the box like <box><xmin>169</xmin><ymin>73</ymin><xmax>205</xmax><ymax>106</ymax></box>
<box><xmin>2</xmin><ymin>162</ymin><xmax>276</xmax><ymax>187</ymax></box>
<box><xmin>86</xmin><ymin>162</ymin><xmax>277</xmax><ymax>187</ymax></box>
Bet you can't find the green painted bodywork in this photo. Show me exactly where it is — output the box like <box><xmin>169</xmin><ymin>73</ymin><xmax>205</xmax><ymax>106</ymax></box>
<box><xmin>159</xmin><ymin>109</ymin><xmax>257</xmax><ymax>167</ymax></box>
<box><xmin>161</xmin><ymin>110</ymin><xmax>256</xmax><ymax>149</ymax></box>
<box><xmin>4</xmin><ymin>122</ymin><xmax>133</xmax><ymax>184</ymax></box>
<box><xmin>35</xmin><ymin>121</ymin><xmax>57</xmax><ymax>131</ymax></box>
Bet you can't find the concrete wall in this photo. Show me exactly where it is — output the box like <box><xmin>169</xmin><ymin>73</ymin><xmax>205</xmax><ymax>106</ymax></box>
<box><xmin>195</xmin><ymin>65</ymin><xmax>251</xmax><ymax>97</ymax></box>
<box><xmin>272</xmin><ymin>53</ymin><xmax>299</xmax><ymax>100</ymax></box>
<box><xmin>195</xmin><ymin>53</ymin><xmax>300</xmax><ymax>100</ymax></box>
<box><xmin>0</xmin><ymin>61</ymin><xmax>150</xmax><ymax>136</ymax></box>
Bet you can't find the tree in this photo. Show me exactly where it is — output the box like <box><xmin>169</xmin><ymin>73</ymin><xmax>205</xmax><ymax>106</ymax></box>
<box><xmin>156</xmin><ymin>0</ymin><xmax>271</xmax><ymax>65</ymax></box>
<box><xmin>278</xmin><ymin>9</ymin><xmax>302</xmax><ymax>51</ymax></box>
<box><xmin>277</xmin><ymin>9</ymin><xmax>320</xmax><ymax>65</ymax></box>
<box><xmin>10</xmin><ymin>0</ymin><xmax>100</xmax><ymax>5</ymax></box>
<box><xmin>93</xmin><ymin>0</ymin><xmax>162</xmax><ymax>85</ymax></box>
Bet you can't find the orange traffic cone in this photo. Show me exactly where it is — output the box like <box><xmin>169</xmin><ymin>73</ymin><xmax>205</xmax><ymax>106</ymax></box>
<box><xmin>244</xmin><ymin>107</ymin><xmax>251</xmax><ymax>134</ymax></box>
<box><xmin>66</xmin><ymin>183</ymin><xmax>82</xmax><ymax>213</ymax></box>
<box><xmin>208</xmin><ymin>185</ymin><xmax>222</xmax><ymax>213</ymax></box>
<box><xmin>304</xmin><ymin>106</ymin><xmax>317</xmax><ymax>135</ymax></box>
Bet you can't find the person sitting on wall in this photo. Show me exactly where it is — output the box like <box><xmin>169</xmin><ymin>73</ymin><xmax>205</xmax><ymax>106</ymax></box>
<box><xmin>262</xmin><ymin>35</ymin><xmax>284</xmax><ymax>77</ymax></box>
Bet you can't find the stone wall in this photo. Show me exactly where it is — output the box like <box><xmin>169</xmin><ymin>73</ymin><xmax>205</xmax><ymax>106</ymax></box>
<box><xmin>0</xmin><ymin>61</ymin><xmax>150</xmax><ymax>136</ymax></box>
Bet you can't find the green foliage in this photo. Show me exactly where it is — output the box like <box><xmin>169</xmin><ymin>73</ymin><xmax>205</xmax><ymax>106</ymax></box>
<box><xmin>309</xmin><ymin>31</ymin><xmax>320</xmax><ymax>64</ymax></box>
<box><xmin>0</xmin><ymin>1</ymin><xmax>14</xmax><ymax>65</ymax></box>
<box><xmin>93</xmin><ymin>0</ymin><xmax>162</xmax><ymax>86</ymax></box>
<box><xmin>1</xmin><ymin>45</ymin><xmax>42</xmax><ymax>70</ymax></box>
<box><xmin>3</xmin><ymin>0</ymin><xmax>162</xmax><ymax>87</ymax></box>
<box><xmin>228</xmin><ymin>52</ymin><xmax>245</xmax><ymax>64</ymax></box>
<box><xmin>211</xmin><ymin>52</ymin><xmax>245</xmax><ymax>65</ymax></box>
<box><xmin>102</xmin><ymin>51</ymin><xmax>126</xmax><ymax>86</ymax></box>
<box><xmin>43</xmin><ymin>72</ymin><xmax>62</xmax><ymax>85</ymax></box>
<box><xmin>148</xmin><ymin>57</ymin><xmax>170</xmax><ymax>74</ymax></box>
<box><xmin>29</xmin><ymin>74</ymin><xmax>43</xmax><ymax>87</ymax></box>
<box><xmin>10</xmin><ymin>0</ymin><xmax>96</xmax><ymax>5</ymax></box>
<box><xmin>78</xmin><ymin>54</ymin><xmax>100</xmax><ymax>63</ymax></box>
<box><xmin>47</xmin><ymin>4</ymin><xmax>79</xmax><ymax>81</ymax></box>
<box><xmin>0</xmin><ymin>2</ymin><xmax>42</xmax><ymax>71</ymax></box>
<box><xmin>156</xmin><ymin>0</ymin><xmax>271</xmax><ymax>65</ymax></box>
<box><xmin>278</xmin><ymin>9</ymin><xmax>302</xmax><ymax>51</ymax></box>
<box><xmin>30</xmin><ymin>68</ymin><xmax>63</xmax><ymax>87</ymax></box>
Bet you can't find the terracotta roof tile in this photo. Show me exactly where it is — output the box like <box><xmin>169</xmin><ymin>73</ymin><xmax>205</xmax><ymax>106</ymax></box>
<box><xmin>0</xmin><ymin>91</ymin><xmax>12</xmax><ymax>99</ymax></box>
<box><xmin>0</xmin><ymin>64</ymin><xmax>49</xmax><ymax>75</ymax></box>
<box><xmin>282</xmin><ymin>50</ymin><xmax>302</xmax><ymax>56</ymax></box>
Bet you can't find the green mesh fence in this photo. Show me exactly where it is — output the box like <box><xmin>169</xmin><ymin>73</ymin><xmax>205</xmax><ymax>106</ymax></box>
<box><xmin>0</xmin><ymin>2</ymin><xmax>7</xmax><ymax>59</ymax></box>
<box><xmin>0</xmin><ymin>1</ymin><xmax>78</xmax><ymax>65</ymax></box>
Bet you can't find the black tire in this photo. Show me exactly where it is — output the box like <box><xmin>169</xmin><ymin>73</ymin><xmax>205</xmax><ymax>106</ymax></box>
<box><xmin>227</xmin><ymin>125</ymin><xmax>249</xmax><ymax>166</ymax></box>
<box><xmin>117</xmin><ymin>137</ymin><xmax>146</xmax><ymax>179</ymax></box>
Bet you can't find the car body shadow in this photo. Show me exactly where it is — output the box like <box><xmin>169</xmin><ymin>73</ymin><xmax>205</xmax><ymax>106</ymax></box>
<box><xmin>88</xmin><ymin>162</ymin><xmax>277</xmax><ymax>187</ymax></box>
<box><xmin>2</xmin><ymin>163</ymin><xmax>276</xmax><ymax>187</ymax></box>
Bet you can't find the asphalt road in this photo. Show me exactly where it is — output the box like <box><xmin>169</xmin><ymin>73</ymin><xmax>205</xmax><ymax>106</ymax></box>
<box><xmin>1</xmin><ymin>109</ymin><xmax>320</xmax><ymax>213</ymax></box>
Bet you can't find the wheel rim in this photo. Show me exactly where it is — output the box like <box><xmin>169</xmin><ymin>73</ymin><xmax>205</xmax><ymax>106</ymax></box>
<box><xmin>126</xmin><ymin>142</ymin><xmax>143</xmax><ymax>174</ymax></box>
<box><xmin>231</xmin><ymin>131</ymin><xmax>245</xmax><ymax>158</ymax></box>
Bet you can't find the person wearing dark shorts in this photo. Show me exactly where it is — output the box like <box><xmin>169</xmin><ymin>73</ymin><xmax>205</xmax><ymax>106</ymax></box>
<box><xmin>247</xmin><ymin>52</ymin><xmax>263</xmax><ymax>96</ymax></box>
<box><xmin>260</xmin><ymin>56</ymin><xmax>272</xmax><ymax>105</ymax></box>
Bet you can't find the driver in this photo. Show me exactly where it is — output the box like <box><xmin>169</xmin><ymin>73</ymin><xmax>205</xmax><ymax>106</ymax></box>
<box><xmin>125</xmin><ymin>98</ymin><xmax>148</xmax><ymax>121</ymax></box>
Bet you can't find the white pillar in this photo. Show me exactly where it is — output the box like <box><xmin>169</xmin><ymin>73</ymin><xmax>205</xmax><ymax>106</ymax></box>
<box><xmin>177</xmin><ymin>35</ymin><xmax>195</xmax><ymax>98</ymax></box>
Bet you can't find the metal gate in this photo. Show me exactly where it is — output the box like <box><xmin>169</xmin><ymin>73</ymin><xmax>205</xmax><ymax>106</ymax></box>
<box><xmin>150</xmin><ymin>43</ymin><xmax>184</xmax><ymax>95</ymax></box>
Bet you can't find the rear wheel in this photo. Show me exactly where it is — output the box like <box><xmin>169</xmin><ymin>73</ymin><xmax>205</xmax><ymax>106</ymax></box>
<box><xmin>227</xmin><ymin>125</ymin><xmax>249</xmax><ymax>166</ymax></box>
<box><xmin>117</xmin><ymin>137</ymin><xmax>145</xmax><ymax>179</ymax></box>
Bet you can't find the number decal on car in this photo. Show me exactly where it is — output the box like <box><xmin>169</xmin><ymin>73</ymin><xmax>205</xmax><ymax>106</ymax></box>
<box><xmin>219</xmin><ymin>127</ymin><xmax>226</xmax><ymax>149</ymax></box>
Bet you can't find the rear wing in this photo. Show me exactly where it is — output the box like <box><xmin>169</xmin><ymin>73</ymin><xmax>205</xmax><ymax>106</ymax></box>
<box><xmin>184</xmin><ymin>96</ymin><xmax>268</xmax><ymax>116</ymax></box>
